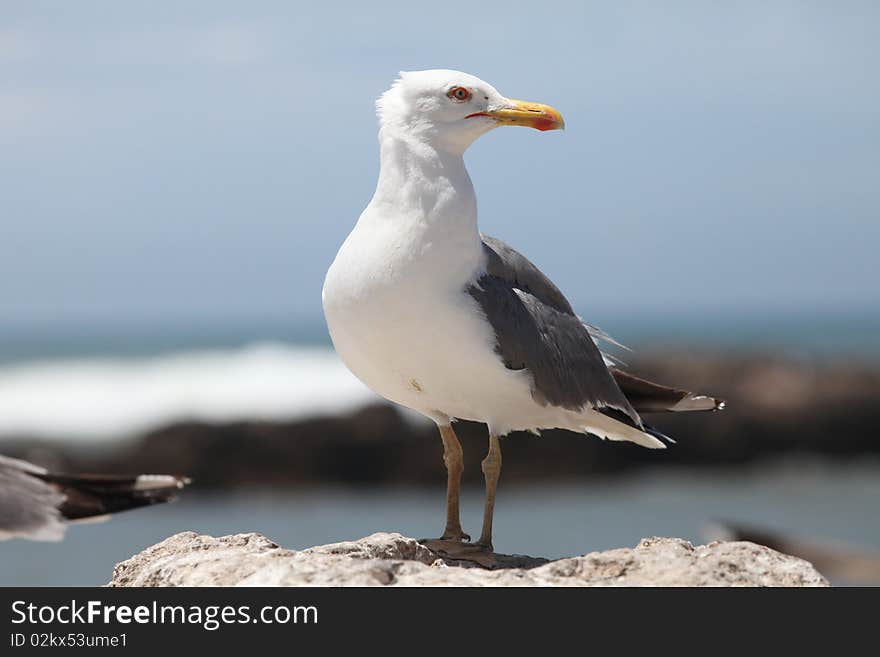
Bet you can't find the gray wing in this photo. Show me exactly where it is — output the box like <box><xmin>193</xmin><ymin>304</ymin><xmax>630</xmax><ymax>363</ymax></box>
<box><xmin>481</xmin><ymin>235</ymin><xmax>575</xmax><ymax>315</ymax></box>
<box><xmin>470</xmin><ymin>236</ymin><xmax>641</xmax><ymax>427</ymax></box>
<box><xmin>0</xmin><ymin>455</ymin><xmax>66</xmax><ymax>541</ymax></box>
<box><xmin>0</xmin><ymin>454</ymin><xmax>190</xmax><ymax>542</ymax></box>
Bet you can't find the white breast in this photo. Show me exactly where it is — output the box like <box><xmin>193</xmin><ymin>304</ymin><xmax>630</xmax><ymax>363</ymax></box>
<box><xmin>324</xmin><ymin>202</ymin><xmax>494</xmax><ymax>417</ymax></box>
<box><xmin>322</xmin><ymin>133</ymin><xmax>551</xmax><ymax>433</ymax></box>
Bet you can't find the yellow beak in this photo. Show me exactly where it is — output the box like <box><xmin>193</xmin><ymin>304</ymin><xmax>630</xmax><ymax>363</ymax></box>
<box><xmin>475</xmin><ymin>99</ymin><xmax>565</xmax><ymax>132</ymax></box>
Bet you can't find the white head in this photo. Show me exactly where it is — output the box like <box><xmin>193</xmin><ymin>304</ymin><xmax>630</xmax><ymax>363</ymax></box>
<box><xmin>376</xmin><ymin>69</ymin><xmax>564</xmax><ymax>155</ymax></box>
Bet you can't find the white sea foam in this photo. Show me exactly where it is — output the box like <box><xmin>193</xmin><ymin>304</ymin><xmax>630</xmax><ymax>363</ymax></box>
<box><xmin>0</xmin><ymin>343</ymin><xmax>383</xmax><ymax>441</ymax></box>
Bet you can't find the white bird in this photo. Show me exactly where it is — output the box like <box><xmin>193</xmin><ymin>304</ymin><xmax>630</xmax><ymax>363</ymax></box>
<box><xmin>323</xmin><ymin>70</ymin><xmax>722</xmax><ymax>563</ymax></box>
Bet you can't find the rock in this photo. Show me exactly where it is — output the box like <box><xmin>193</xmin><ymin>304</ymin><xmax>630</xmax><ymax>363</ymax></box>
<box><xmin>108</xmin><ymin>532</ymin><xmax>829</xmax><ymax>587</ymax></box>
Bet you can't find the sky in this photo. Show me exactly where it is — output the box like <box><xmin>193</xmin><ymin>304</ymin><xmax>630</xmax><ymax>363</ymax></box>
<box><xmin>2</xmin><ymin>1</ymin><xmax>879</xmax><ymax>336</ymax></box>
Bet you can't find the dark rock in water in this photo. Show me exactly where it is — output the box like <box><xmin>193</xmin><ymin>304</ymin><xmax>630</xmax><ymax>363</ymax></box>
<box><xmin>2</xmin><ymin>355</ymin><xmax>879</xmax><ymax>487</ymax></box>
<box><xmin>107</xmin><ymin>531</ymin><xmax>829</xmax><ymax>586</ymax></box>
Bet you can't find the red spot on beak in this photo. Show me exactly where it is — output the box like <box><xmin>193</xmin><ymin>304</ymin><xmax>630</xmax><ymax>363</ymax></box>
<box><xmin>532</xmin><ymin>116</ymin><xmax>560</xmax><ymax>132</ymax></box>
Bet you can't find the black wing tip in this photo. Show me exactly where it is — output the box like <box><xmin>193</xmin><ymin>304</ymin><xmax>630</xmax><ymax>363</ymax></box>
<box><xmin>55</xmin><ymin>473</ymin><xmax>192</xmax><ymax>521</ymax></box>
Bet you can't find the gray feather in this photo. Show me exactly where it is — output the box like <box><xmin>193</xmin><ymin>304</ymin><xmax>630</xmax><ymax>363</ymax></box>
<box><xmin>0</xmin><ymin>455</ymin><xmax>66</xmax><ymax>541</ymax></box>
<box><xmin>469</xmin><ymin>237</ymin><xmax>641</xmax><ymax>427</ymax></box>
<box><xmin>481</xmin><ymin>235</ymin><xmax>575</xmax><ymax>315</ymax></box>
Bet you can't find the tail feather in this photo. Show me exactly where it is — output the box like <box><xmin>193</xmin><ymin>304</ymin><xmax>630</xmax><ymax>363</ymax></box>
<box><xmin>584</xmin><ymin>409</ymin><xmax>667</xmax><ymax>450</ymax></box>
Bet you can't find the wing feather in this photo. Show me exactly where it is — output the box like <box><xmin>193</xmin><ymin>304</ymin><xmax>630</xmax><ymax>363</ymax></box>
<box><xmin>0</xmin><ymin>454</ymin><xmax>190</xmax><ymax>542</ymax></box>
<box><xmin>471</xmin><ymin>237</ymin><xmax>641</xmax><ymax>428</ymax></box>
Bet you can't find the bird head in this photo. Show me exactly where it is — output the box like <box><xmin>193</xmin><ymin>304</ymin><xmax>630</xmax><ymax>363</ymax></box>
<box><xmin>376</xmin><ymin>69</ymin><xmax>564</xmax><ymax>154</ymax></box>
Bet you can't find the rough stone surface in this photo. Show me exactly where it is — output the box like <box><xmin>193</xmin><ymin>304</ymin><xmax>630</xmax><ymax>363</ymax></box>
<box><xmin>108</xmin><ymin>532</ymin><xmax>829</xmax><ymax>587</ymax></box>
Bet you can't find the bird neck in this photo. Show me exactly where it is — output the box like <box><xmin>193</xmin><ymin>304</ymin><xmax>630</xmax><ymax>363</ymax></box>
<box><xmin>369</xmin><ymin>128</ymin><xmax>479</xmax><ymax>236</ymax></box>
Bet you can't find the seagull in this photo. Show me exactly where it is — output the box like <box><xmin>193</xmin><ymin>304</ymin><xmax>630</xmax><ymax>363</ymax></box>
<box><xmin>323</xmin><ymin>70</ymin><xmax>723</xmax><ymax>563</ymax></box>
<box><xmin>0</xmin><ymin>454</ymin><xmax>189</xmax><ymax>541</ymax></box>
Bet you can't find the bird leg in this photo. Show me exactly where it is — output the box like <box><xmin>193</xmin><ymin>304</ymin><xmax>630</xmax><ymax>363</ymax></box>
<box><xmin>475</xmin><ymin>434</ymin><xmax>502</xmax><ymax>550</ymax></box>
<box><xmin>438</xmin><ymin>423</ymin><xmax>469</xmax><ymax>542</ymax></box>
<box><xmin>420</xmin><ymin>424</ymin><xmax>469</xmax><ymax>551</ymax></box>
<box><xmin>420</xmin><ymin>432</ymin><xmax>502</xmax><ymax>568</ymax></box>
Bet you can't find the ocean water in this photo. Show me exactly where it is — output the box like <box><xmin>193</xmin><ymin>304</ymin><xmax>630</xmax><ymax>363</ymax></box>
<box><xmin>1</xmin><ymin>460</ymin><xmax>878</xmax><ymax>586</ymax></box>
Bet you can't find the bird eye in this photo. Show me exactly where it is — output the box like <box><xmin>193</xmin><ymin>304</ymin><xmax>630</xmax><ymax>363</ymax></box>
<box><xmin>447</xmin><ymin>86</ymin><xmax>472</xmax><ymax>102</ymax></box>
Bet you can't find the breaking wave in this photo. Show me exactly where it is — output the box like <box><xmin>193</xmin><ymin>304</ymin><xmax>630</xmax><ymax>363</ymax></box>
<box><xmin>0</xmin><ymin>343</ymin><xmax>380</xmax><ymax>441</ymax></box>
